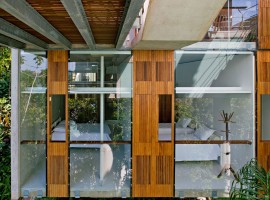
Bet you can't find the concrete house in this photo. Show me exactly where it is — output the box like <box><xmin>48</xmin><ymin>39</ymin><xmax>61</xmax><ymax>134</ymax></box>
<box><xmin>0</xmin><ymin>0</ymin><xmax>267</xmax><ymax>198</ymax></box>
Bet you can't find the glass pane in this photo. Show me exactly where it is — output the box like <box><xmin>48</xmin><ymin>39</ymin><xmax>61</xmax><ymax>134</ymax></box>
<box><xmin>159</xmin><ymin>95</ymin><xmax>172</xmax><ymax>141</ymax></box>
<box><xmin>183</xmin><ymin>0</ymin><xmax>258</xmax><ymax>51</ymax></box>
<box><xmin>261</xmin><ymin>95</ymin><xmax>270</xmax><ymax>140</ymax></box>
<box><xmin>20</xmin><ymin>51</ymin><xmax>47</xmax><ymax>196</ymax></box>
<box><xmin>51</xmin><ymin>95</ymin><xmax>66</xmax><ymax>142</ymax></box>
<box><xmin>69</xmin><ymin>61</ymin><xmax>100</xmax><ymax>87</ymax></box>
<box><xmin>174</xmin><ymin>143</ymin><xmax>253</xmax><ymax>197</ymax></box>
<box><xmin>70</xmin><ymin>144</ymin><xmax>131</xmax><ymax>197</ymax></box>
<box><xmin>175</xmin><ymin>95</ymin><xmax>253</xmax><ymax>141</ymax></box>
<box><xmin>175</xmin><ymin>52</ymin><xmax>254</xmax><ymax>141</ymax></box>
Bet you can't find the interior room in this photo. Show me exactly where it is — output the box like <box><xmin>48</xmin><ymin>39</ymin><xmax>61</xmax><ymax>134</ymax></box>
<box><xmin>173</xmin><ymin>51</ymin><xmax>255</xmax><ymax>197</ymax></box>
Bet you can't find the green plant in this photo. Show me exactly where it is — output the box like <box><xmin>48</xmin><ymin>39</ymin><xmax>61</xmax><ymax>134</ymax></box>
<box><xmin>0</xmin><ymin>47</ymin><xmax>11</xmax><ymax>98</ymax></box>
<box><xmin>69</xmin><ymin>97</ymin><xmax>98</xmax><ymax>123</ymax></box>
<box><xmin>230</xmin><ymin>159</ymin><xmax>270</xmax><ymax>199</ymax></box>
<box><xmin>0</xmin><ymin>134</ymin><xmax>11</xmax><ymax>200</ymax></box>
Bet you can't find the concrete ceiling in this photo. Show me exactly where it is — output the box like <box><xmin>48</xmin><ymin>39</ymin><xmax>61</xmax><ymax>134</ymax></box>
<box><xmin>0</xmin><ymin>0</ymin><xmax>227</xmax><ymax>51</ymax></box>
<box><xmin>132</xmin><ymin>0</ymin><xmax>227</xmax><ymax>50</ymax></box>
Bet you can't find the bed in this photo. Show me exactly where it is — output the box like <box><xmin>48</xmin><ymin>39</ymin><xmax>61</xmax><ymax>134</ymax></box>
<box><xmin>51</xmin><ymin>119</ymin><xmax>112</xmax><ymax>148</ymax></box>
<box><xmin>51</xmin><ymin>119</ymin><xmax>113</xmax><ymax>181</ymax></box>
<box><xmin>159</xmin><ymin>123</ymin><xmax>221</xmax><ymax>162</ymax></box>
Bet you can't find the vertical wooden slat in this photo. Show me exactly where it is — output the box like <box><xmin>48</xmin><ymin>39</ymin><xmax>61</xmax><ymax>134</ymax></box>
<box><xmin>257</xmin><ymin>51</ymin><xmax>270</xmax><ymax>171</ymax></box>
<box><xmin>259</xmin><ymin>0</ymin><xmax>270</xmax><ymax>49</ymax></box>
<box><xmin>132</xmin><ymin>50</ymin><xmax>174</xmax><ymax>197</ymax></box>
<box><xmin>47</xmin><ymin>50</ymin><xmax>69</xmax><ymax>197</ymax></box>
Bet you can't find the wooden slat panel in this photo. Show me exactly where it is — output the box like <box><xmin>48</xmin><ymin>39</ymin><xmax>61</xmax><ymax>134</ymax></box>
<box><xmin>133</xmin><ymin>95</ymin><xmax>152</xmax><ymax>143</ymax></box>
<box><xmin>135</xmin><ymin>156</ymin><xmax>151</xmax><ymax>184</ymax></box>
<box><xmin>0</xmin><ymin>8</ymin><xmax>54</xmax><ymax>43</ymax></box>
<box><xmin>48</xmin><ymin>156</ymin><xmax>66</xmax><ymax>184</ymax></box>
<box><xmin>156</xmin><ymin>62</ymin><xmax>172</xmax><ymax>81</ymax></box>
<box><xmin>48</xmin><ymin>50</ymin><xmax>68</xmax><ymax>95</ymax></box>
<box><xmin>82</xmin><ymin>0</ymin><xmax>126</xmax><ymax>44</ymax></box>
<box><xmin>27</xmin><ymin>0</ymin><xmax>85</xmax><ymax>44</ymax></box>
<box><xmin>136</xmin><ymin>62</ymin><xmax>152</xmax><ymax>81</ymax></box>
<box><xmin>258</xmin><ymin>50</ymin><xmax>270</xmax><ymax>171</ymax></box>
<box><xmin>47</xmin><ymin>50</ymin><xmax>69</xmax><ymax>197</ymax></box>
<box><xmin>133</xmin><ymin>50</ymin><xmax>174</xmax><ymax>197</ymax></box>
<box><xmin>156</xmin><ymin>156</ymin><xmax>172</xmax><ymax>185</ymax></box>
<box><xmin>258</xmin><ymin>0</ymin><xmax>270</xmax><ymax>49</ymax></box>
<box><xmin>50</xmin><ymin>62</ymin><xmax>67</xmax><ymax>81</ymax></box>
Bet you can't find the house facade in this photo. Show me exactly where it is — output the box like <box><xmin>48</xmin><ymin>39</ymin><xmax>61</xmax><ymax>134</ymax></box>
<box><xmin>0</xmin><ymin>0</ymin><xmax>267</xmax><ymax>198</ymax></box>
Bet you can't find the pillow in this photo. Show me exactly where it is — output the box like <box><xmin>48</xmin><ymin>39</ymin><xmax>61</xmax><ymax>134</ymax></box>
<box><xmin>177</xmin><ymin>118</ymin><xmax>191</xmax><ymax>128</ymax></box>
<box><xmin>194</xmin><ymin>124</ymin><xmax>216</xmax><ymax>140</ymax></box>
<box><xmin>53</xmin><ymin>124</ymin><xmax>66</xmax><ymax>132</ymax></box>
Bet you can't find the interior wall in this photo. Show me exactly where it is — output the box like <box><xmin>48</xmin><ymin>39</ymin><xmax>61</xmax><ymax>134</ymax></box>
<box><xmin>175</xmin><ymin>53</ymin><xmax>253</xmax><ymax>88</ymax></box>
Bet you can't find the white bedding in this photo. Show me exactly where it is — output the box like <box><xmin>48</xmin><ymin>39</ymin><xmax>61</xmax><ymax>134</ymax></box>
<box><xmin>175</xmin><ymin>134</ymin><xmax>220</xmax><ymax>161</ymax></box>
<box><xmin>51</xmin><ymin>122</ymin><xmax>112</xmax><ymax>148</ymax></box>
<box><xmin>158</xmin><ymin>123</ymin><xmax>221</xmax><ymax>162</ymax></box>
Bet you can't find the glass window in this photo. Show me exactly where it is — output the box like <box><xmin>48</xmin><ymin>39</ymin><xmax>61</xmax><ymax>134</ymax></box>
<box><xmin>68</xmin><ymin>53</ymin><xmax>132</xmax><ymax>197</ymax></box>
<box><xmin>174</xmin><ymin>51</ymin><xmax>254</xmax><ymax>197</ymax></box>
<box><xmin>20</xmin><ymin>51</ymin><xmax>47</xmax><ymax>197</ymax></box>
<box><xmin>70</xmin><ymin>144</ymin><xmax>131</xmax><ymax>197</ymax></box>
<box><xmin>175</xmin><ymin>143</ymin><xmax>253</xmax><ymax>198</ymax></box>
<box><xmin>261</xmin><ymin>95</ymin><xmax>270</xmax><ymax>140</ymax></box>
<box><xmin>183</xmin><ymin>0</ymin><xmax>258</xmax><ymax>51</ymax></box>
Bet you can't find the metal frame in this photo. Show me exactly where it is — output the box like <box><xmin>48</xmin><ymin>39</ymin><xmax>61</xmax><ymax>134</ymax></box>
<box><xmin>60</xmin><ymin>0</ymin><xmax>95</xmax><ymax>49</ymax></box>
<box><xmin>0</xmin><ymin>0</ymin><xmax>71</xmax><ymax>49</ymax></box>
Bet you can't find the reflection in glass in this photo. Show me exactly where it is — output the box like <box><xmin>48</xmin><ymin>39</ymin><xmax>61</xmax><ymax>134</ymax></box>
<box><xmin>20</xmin><ymin>51</ymin><xmax>47</xmax><ymax>196</ymax></box>
<box><xmin>158</xmin><ymin>95</ymin><xmax>172</xmax><ymax>141</ymax></box>
<box><xmin>70</xmin><ymin>144</ymin><xmax>131</xmax><ymax>197</ymax></box>
<box><xmin>262</xmin><ymin>95</ymin><xmax>270</xmax><ymax>140</ymax></box>
<box><xmin>68</xmin><ymin>94</ymin><xmax>132</xmax><ymax>142</ymax></box>
<box><xmin>174</xmin><ymin>143</ymin><xmax>253</xmax><ymax>197</ymax></box>
<box><xmin>175</xmin><ymin>96</ymin><xmax>253</xmax><ymax>141</ymax></box>
<box><xmin>51</xmin><ymin>95</ymin><xmax>66</xmax><ymax>142</ymax></box>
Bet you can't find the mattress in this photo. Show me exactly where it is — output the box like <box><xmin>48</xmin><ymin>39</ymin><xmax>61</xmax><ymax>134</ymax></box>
<box><xmin>175</xmin><ymin>134</ymin><xmax>220</xmax><ymax>161</ymax></box>
<box><xmin>51</xmin><ymin>122</ymin><xmax>112</xmax><ymax>148</ymax></box>
<box><xmin>158</xmin><ymin>123</ymin><xmax>194</xmax><ymax>140</ymax></box>
<box><xmin>158</xmin><ymin>123</ymin><xmax>221</xmax><ymax>161</ymax></box>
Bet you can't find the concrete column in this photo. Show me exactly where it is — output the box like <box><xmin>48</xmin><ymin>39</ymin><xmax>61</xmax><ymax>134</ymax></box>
<box><xmin>11</xmin><ymin>48</ymin><xmax>21</xmax><ymax>200</ymax></box>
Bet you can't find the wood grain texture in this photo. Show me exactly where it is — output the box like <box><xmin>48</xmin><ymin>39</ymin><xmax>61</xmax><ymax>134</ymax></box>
<box><xmin>257</xmin><ymin>50</ymin><xmax>270</xmax><ymax>171</ymax></box>
<box><xmin>258</xmin><ymin>0</ymin><xmax>270</xmax><ymax>49</ymax></box>
<box><xmin>132</xmin><ymin>50</ymin><xmax>174</xmax><ymax>197</ymax></box>
<box><xmin>47</xmin><ymin>50</ymin><xmax>69</xmax><ymax>197</ymax></box>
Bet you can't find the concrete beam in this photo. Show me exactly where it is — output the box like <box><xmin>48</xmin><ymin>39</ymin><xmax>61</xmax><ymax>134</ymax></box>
<box><xmin>0</xmin><ymin>34</ymin><xmax>25</xmax><ymax>49</ymax></box>
<box><xmin>0</xmin><ymin>0</ymin><xmax>71</xmax><ymax>49</ymax></box>
<box><xmin>60</xmin><ymin>0</ymin><xmax>95</xmax><ymax>49</ymax></box>
<box><xmin>132</xmin><ymin>0</ymin><xmax>227</xmax><ymax>50</ymax></box>
<box><xmin>11</xmin><ymin>48</ymin><xmax>20</xmax><ymax>200</ymax></box>
<box><xmin>0</xmin><ymin>18</ymin><xmax>47</xmax><ymax>50</ymax></box>
<box><xmin>115</xmin><ymin>0</ymin><xmax>145</xmax><ymax>49</ymax></box>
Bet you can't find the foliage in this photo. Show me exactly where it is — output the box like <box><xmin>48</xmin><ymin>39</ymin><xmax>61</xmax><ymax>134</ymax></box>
<box><xmin>0</xmin><ymin>45</ymin><xmax>11</xmax><ymax>200</ymax></box>
<box><xmin>108</xmin><ymin>98</ymin><xmax>131</xmax><ymax>141</ymax></box>
<box><xmin>0</xmin><ymin>47</ymin><xmax>11</xmax><ymax>98</ymax></box>
<box><xmin>0</xmin><ymin>139</ymin><xmax>11</xmax><ymax>200</ymax></box>
<box><xmin>230</xmin><ymin>159</ymin><xmax>270</xmax><ymax>199</ymax></box>
<box><xmin>175</xmin><ymin>98</ymin><xmax>213</xmax><ymax>128</ymax></box>
<box><xmin>69</xmin><ymin>97</ymin><xmax>98</xmax><ymax>123</ymax></box>
<box><xmin>20</xmin><ymin>55</ymin><xmax>47</xmax><ymax>134</ymax></box>
<box><xmin>0</xmin><ymin>97</ymin><xmax>11</xmax><ymax>134</ymax></box>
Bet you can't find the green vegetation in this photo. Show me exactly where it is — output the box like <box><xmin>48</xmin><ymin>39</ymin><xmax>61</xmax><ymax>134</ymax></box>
<box><xmin>0</xmin><ymin>46</ymin><xmax>11</xmax><ymax>200</ymax></box>
<box><xmin>230</xmin><ymin>159</ymin><xmax>270</xmax><ymax>199</ymax></box>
